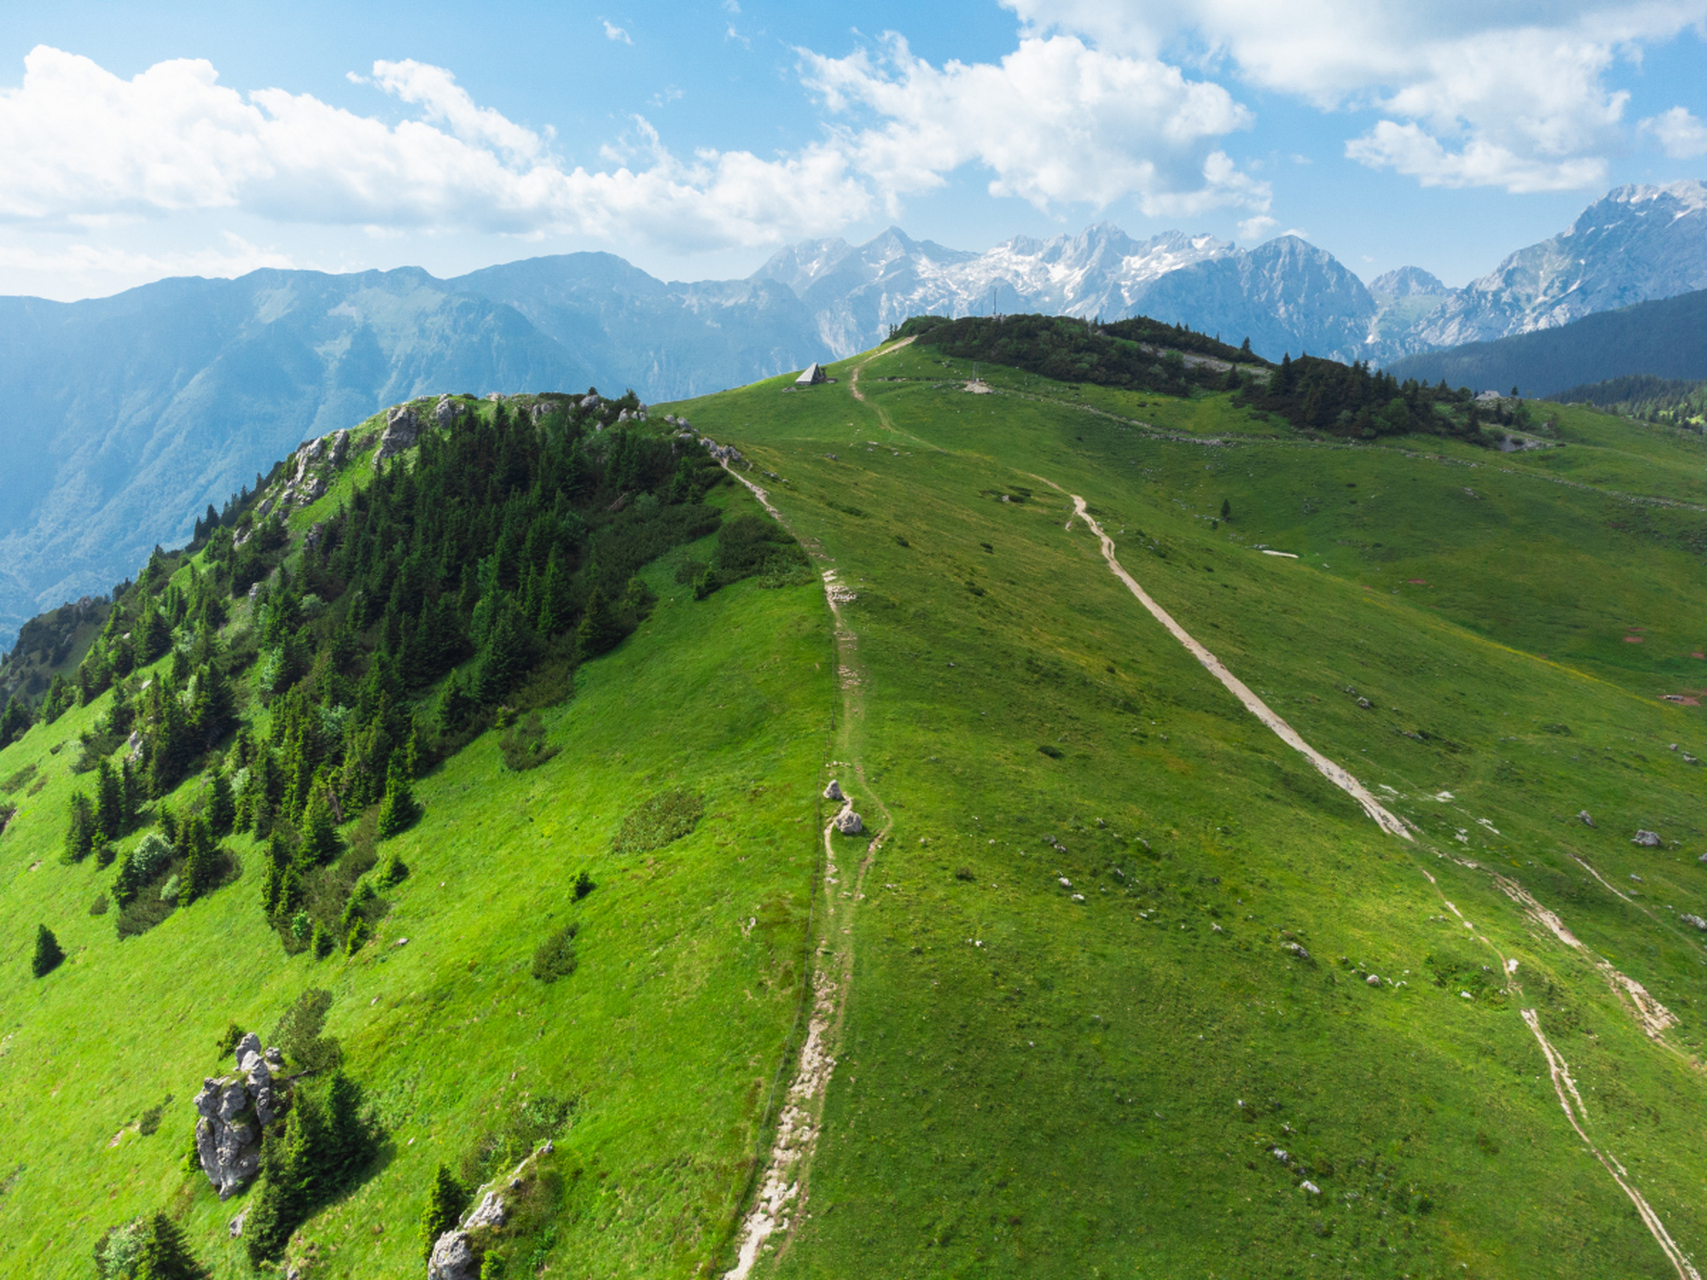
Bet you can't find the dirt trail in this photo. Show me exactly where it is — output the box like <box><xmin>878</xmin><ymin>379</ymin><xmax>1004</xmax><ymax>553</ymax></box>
<box><xmin>1522</xmin><ymin>1010</ymin><xmax>1703</xmax><ymax>1280</ymax></box>
<box><xmin>1053</xmin><ymin>473</ymin><xmax>1701</xmax><ymax>1273</ymax></box>
<box><xmin>1053</xmin><ymin>487</ymin><xmax>1410</xmax><ymax>840</ymax></box>
<box><xmin>716</xmin><ymin>449</ymin><xmax>893</xmax><ymax>1279</ymax></box>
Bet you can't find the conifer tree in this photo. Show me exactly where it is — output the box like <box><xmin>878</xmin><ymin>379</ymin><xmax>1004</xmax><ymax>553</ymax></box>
<box><xmin>95</xmin><ymin>758</ymin><xmax>126</xmax><ymax>843</ymax></box>
<box><xmin>64</xmin><ymin>792</ymin><xmax>96</xmax><ymax>863</ymax></box>
<box><xmin>420</xmin><ymin>1163</ymin><xmax>469</xmax><ymax>1260</ymax></box>
<box><xmin>0</xmin><ymin>695</ymin><xmax>31</xmax><ymax>750</ymax></box>
<box><xmin>135</xmin><ymin>1211</ymin><xmax>206</xmax><ymax>1280</ymax></box>
<box><xmin>207</xmin><ymin>768</ymin><xmax>235</xmax><ymax>837</ymax></box>
<box><xmin>182</xmin><ymin>817</ymin><xmax>217</xmax><ymax>904</ymax></box>
<box><xmin>298</xmin><ymin>771</ymin><xmax>342</xmax><ymax>867</ymax></box>
<box><xmin>31</xmin><ymin>924</ymin><xmax>64</xmax><ymax>977</ymax></box>
<box><xmin>575</xmin><ymin>586</ymin><xmax>624</xmax><ymax>660</ymax></box>
<box><xmin>377</xmin><ymin>753</ymin><xmax>422</xmax><ymax>839</ymax></box>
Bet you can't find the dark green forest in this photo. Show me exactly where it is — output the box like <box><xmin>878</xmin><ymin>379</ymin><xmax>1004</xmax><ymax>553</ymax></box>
<box><xmin>1554</xmin><ymin>373</ymin><xmax>1707</xmax><ymax>427</ymax></box>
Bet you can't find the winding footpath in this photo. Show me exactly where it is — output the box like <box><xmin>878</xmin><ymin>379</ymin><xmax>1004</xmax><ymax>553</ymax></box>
<box><xmin>714</xmin><ymin>385</ymin><xmax>894</xmax><ymax>1279</ymax></box>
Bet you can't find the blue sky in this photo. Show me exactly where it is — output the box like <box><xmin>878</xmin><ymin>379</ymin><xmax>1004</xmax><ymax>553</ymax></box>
<box><xmin>1</xmin><ymin>0</ymin><xmax>1704</xmax><ymax>300</ymax></box>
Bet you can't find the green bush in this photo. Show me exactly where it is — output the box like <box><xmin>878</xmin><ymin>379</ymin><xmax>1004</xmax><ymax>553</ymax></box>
<box><xmin>532</xmin><ymin>923</ymin><xmax>579</xmax><ymax>983</ymax></box>
<box><xmin>499</xmin><ymin>712</ymin><xmax>560</xmax><ymax>772</ymax></box>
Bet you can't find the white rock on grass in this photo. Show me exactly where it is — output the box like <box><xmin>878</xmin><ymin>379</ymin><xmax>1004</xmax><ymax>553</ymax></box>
<box><xmin>823</xmin><ymin>779</ymin><xmax>844</xmax><ymax>801</ymax></box>
<box><xmin>1633</xmin><ymin>830</ymin><xmax>1662</xmax><ymax>847</ymax></box>
<box><xmin>833</xmin><ymin>809</ymin><xmax>864</xmax><ymax>836</ymax></box>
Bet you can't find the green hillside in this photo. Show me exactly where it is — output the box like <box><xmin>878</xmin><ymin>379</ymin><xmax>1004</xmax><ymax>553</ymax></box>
<box><xmin>0</xmin><ymin>327</ymin><xmax>1704</xmax><ymax>1279</ymax></box>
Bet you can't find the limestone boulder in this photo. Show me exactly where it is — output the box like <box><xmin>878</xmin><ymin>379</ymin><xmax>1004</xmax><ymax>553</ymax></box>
<box><xmin>1633</xmin><ymin>830</ymin><xmax>1663</xmax><ymax>847</ymax></box>
<box><xmin>823</xmin><ymin>779</ymin><xmax>844</xmax><ymax>801</ymax></box>
<box><xmin>374</xmin><ymin>405</ymin><xmax>423</xmax><ymax>469</ymax></box>
<box><xmin>833</xmin><ymin>809</ymin><xmax>863</xmax><ymax>836</ymax></box>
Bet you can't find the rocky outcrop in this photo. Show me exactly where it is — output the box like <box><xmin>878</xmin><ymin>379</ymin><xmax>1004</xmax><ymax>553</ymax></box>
<box><xmin>193</xmin><ymin>1032</ymin><xmax>288</xmax><ymax>1199</ymax></box>
<box><xmin>435</xmin><ymin>395</ymin><xmax>465</xmax><ymax>427</ymax></box>
<box><xmin>374</xmin><ymin>404</ymin><xmax>423</xmax><ymax>469</ymax></box>
<box><xmin>1633</xmin><ymin>830</ymin><xmax>1663</xmax><ymax>848</ymax></box>
<box><xmin>426</xmin><ymin>1186</ymin><xmax>512</xmax><ymax>1279</ymax></box>
<box><xmin>833</xmin><ymin>808</ymin><xmax>863</xmax><ymax>836</ymax></box>
<box><xmin>822</xmin><ymin>779</ymin><xmax>844</xmax><ymax>801</ymax></box>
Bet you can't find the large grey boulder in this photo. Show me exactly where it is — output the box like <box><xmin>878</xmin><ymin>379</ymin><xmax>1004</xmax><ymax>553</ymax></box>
<box><xmin>427</xmin><ymin>1192</ymin><xmax>508</xmax><ymax>1280</ymax></box>
<box><xmin>426</xmin><ymin>1231</ymin><xmax>481</xmax><ymax>1280</ymax></box>
<box><xmin>374</xmin><ymin>405</ymin><xmax>423</xmax><ymax>469</ymax></box>
<box><xmin>1633</xmin><ymin>830</ymin><xmax>1663</xmax><ymax>847</ymax></box>
<box><xmin>192</xmin><ymin>1035</ymin><xmax>288</xmax><ymax>1198</ymax></box>
<box><xmin>833</xmin><ymin>809</ymin><xmax>864</xmax><ymax>836</ymax></box>
<box><xmin>823</xmin><ymin>779</ymin><xmax>844</xmax><ymax>801</ymax></box>
<box><xmin>435</xmin><ymin>396</ymin><xmax>464</xmax><ymax>427</ymax></box>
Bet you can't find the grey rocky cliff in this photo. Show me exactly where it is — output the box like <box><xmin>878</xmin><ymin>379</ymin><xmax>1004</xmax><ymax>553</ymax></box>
<box><xmin>193</xmin><ymin>1032</ymin><xmax>288</xmax><ymax>1199</ymax></box>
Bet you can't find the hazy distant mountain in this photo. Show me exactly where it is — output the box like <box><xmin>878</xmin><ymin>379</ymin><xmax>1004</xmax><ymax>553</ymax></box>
<box><xmin>1411</xmin><ymin>180</ymin><xmax>1707</xmax><ymax>349</ymax></box>
<box><xmin>1371</xmin><ymin>267</ymin><xmax>1448</xmax><ymax>298</ymax></box>
<box><xmin>1385</xmin><ymin>288</ymin><xmax>1707</xmax><ymax>398</ymax></box>
<box><xmin>0</xmin><ymin>260</ymin><xmax>820</xmax><ymax>645</ymax></box>
<box><xmin>6</xmin><ymin>177</ymin><xmax>1705</xmax><ymax>646</ymax></box>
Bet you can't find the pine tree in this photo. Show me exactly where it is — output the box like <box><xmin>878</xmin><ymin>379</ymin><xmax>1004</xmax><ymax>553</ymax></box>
<box><xmin>297</xmin><ymin>770</ymin><xmax>342</xmax><ymax>867</ymax></box>
<box><xmin>95</xmin><ymin>758</ymin><xmax>126</xmax><ymax>843</ymax></box>
<box><xmin>207</xmin><ymin>769</ymin><xmax>235</xmax><ymax>837</ymax></box>
<box><xmin>377</xmin><ymin>753</ymin><xmax>422</xmax><ymax>839</ymax></box>
<box><xmin>420</xmin><ymin>1163</ymin><xmax>469</xmax><ymax>1260</ymax></box>
<box><xmin>182</xmin><ymin>816</ymin><xmax>217</xmax><ymax>904</ymax></box>
<box><xmin>64</xmin><ymin>792</ymin><xmax>96</xmax><ymax>863</ymax></box>
<box><xmin>474</xmin><ymin>599</ymin><xmax>535</xmax><ymax>704</ymax></box>
<box><xmin>0</xmin><ymin>695</ymin><xmax>30</xmax><ymax>750</ymax></box>
<box><xmin>575</xmin><ymin>586</ymin><xmax>624</xmax><ymax>660</ymax></box>
<box><xmin>31</xmin><ymin>924</ymin><xmax>64</xmax><ymax>977</ymax></box>
<box><xmin>135</xmin><ymin>1211</ymin><xmax>206</xmax><ymax>1280</ymax></box>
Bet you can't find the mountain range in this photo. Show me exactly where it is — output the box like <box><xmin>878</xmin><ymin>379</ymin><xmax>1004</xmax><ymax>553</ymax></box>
<box><xmin>1</xmin><ymin>177</ymin><xmax>1704</xmax><ymax>646</ymax></box>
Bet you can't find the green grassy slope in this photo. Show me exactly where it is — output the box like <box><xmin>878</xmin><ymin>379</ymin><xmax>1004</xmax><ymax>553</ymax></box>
<box><xmin>0</xmin><ymin>435</ymin><xmax>833</xmax><ymax>1276</ymax></box>
<box><xmin>661</xmin><ymin>341</ymin><xmax>1707</xmax><ymax>1279</ymax></box>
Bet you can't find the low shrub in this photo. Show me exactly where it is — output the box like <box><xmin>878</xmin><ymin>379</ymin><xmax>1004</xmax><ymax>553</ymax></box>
<box><xmin>500</xmin><ymin>712</ymin><xmax>561</xmax><ymax>772</ymax></box>
<box><xmin>611</xmin><ymin>790</ymin><xmax>703</xmax><ymax>855</ymax></box>
<box><xmin>532</xmin><ymin>923</ymin><xmax>579</xmax><ymax>983</ymax></box>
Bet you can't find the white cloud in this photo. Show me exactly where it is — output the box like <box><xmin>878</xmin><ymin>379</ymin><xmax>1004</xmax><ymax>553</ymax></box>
<box><xmin>722</xmin><ymin>0</ymin><xmax>741</xmax><ymax>11</ymax></box>
<box><xmin>601</xmin><ymin>19</ymin><xmax>633</xmax><ymax>45</ymax></box>
<box><xmin>1001</xmin><ymin>0</ymin><xmax>1707</xmax><ymax>193</ymax></box>
<box><xmin>1641</xmin><ymin>105</ymin><xmax>1707</xmax><ymax>157</ymax></box>
<box><xmin>798</xmin><ymin>33</ymin><xmax>1268</xmax><ymax>216</ymax></box>
<box><xmin>0</xmin><ymin>46</ymin><xmax>872</xmax><ymax>253</ymax></box>
<box><xmin>1237</xmin><ymin>213</ymin><xmax>1276</xmax><ymax>241</ymax></box>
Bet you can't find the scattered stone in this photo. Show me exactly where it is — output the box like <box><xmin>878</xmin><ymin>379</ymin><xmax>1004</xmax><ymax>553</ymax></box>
<box><xmin>1058</xmin><ymin>877</ymin><xmax>1072</xmax><ymax>889</ymax></box>
<box><xmin>1356</xmin><ymin>697</ymin><xmax>1372</xmax><ymax>709</ymax></box>
<box><xmin>1300</xmin><ymin>1180</ymin><xmax>1321</xmax><ymax>1194</ymax></box>
<box><xmin>1633</xmin><ymin>830</ymin><xmax>1663</xmax><ymax>847</ymax></box>
<box><xmin>1366</xmin><ymin>974</ymin><xmax>1381</xmax><ymax>987</ymax></box>
<box><xmin>1630</xmin><ymin>873</ymin><xmax>1644</xmax><ymax>883</ymax></box>
<box><xmin>1285</xmin><ymin>942</ymin><xmax>1311</xmax><ymax>961</ymax></box>
<box><xmin>1681</xmin><ymin>914</ymin><xmax>1707</xmax><ymax>931</ymax></box>
<box><xmin>822</xmin><ymin>779</ymin><xmax>844</xmax><ymax>802</ymax></box>
<box><xmin>228</xmin><ymin>1204</ymin><xmax>250</xmax><ymax>1239</ymax></box>
<box><xmin>833</xmin><ymin>809</ymin><xmax>864</xmax><ymax>836</ymax></box>
<box><xmin>1578</xmin><ymin>810</ymin><xmax>1595</xmax><ymax>827</ymax></box>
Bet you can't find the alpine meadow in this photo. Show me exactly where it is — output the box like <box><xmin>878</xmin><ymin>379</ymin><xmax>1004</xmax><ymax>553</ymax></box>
<box><xmin>0</xmin><ymin>303</ymin><xmax>1701</xmax><ymax>1279</ymax></box>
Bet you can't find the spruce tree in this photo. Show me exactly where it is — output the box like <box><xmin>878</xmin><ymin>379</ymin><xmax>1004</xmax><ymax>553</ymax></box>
<box><xmin>135</xmin><ymin>1211</ymin><xmax>206</xmax><ymax>1280</ymax></box>
<box><xmin>575</xmin><ymin>586</ymin><xmax>624</xmax><ymax>660</ymax></box>
<box><xmin>377</xmin><ymin>754</ymin><xmax>422</xmax><ymax>839</ymax></box>
<box><xmin>31</xmin><ymin>925</ymin><xmax>64</xmax><ymax>977</ymax></box>
<box><xmin>95</xmin><ymin>758</ymin><xmax>126</xmax><ymax>844</ymax></box>
<box><xmin>297</xmin><ymin>770</ymin><xmax>342</xmax><ymax>867</ymax></box>
<box><xmin>0</xmin><ymin>695</ymin><xmax>30</xmax><ymax>750</ymax></box>
<box><xmin>207</xmin><ymin>769</ymin><xmax>235</xmax><ymax>837</ymax></box>
<box><xmin>182</xmin><ymin>817</ymin><xmax>217</xmax><ymax>904</ymax></box>
<box><xmin>64</xmin><ymin>792</ymin><xmax>96</xmax><ymax>863</ymax></box>
<box><xmin>420</xmin><ymin>1163</ymin><xmax>469</xmax><ymax>1260</ymax></box>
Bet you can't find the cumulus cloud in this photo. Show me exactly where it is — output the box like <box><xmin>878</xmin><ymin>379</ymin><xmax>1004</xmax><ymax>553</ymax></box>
<box><xmin>798</xmin><ymin>33</ymin><xmax>1269</xmax><ymax>216</ymax></box>
<box><xmin>0</xmin><ymin>46</ymin><xmax>871</xmax><ymax>251</ymax></box>
<box><xmin>1001</xmin><ymin>0</ymin><xmax>1707</xmax><ymax>192</ymax></box>
<box><xmin>1236</xmin><ymin>213</ymin><xmax>1276</xmax><ymax>241</ymax></box>
<box><xmin>601</xmin><ymin>19</ymin><xmax>633</xmax><ymax>45</ymax></box>
<box><xmin>1641</xmin><ymin>105</ymin><xmax>1707</xmax><ymax>157</ymax></box>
